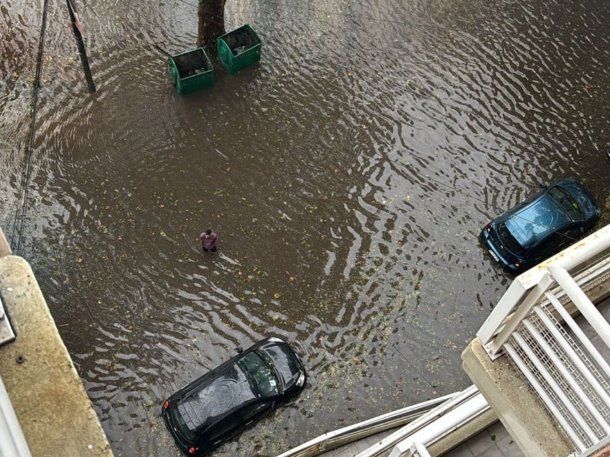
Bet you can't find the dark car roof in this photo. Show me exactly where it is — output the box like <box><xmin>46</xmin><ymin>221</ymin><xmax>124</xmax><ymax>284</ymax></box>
<box><xmin>170</xmin><ymin>338</ymin><xmax>298</xmax><ymax>436</ymax></box>
<box><xmin>176</xmin><ymin>363</ymin><xmax>257</xmax><ymax>434</ymax></box>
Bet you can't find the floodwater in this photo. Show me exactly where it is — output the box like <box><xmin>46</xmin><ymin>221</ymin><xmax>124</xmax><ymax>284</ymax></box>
<box><xmin>1</xmin><ymin>0</ymin><xmax>609</xmax><ymax>455</ymax></box>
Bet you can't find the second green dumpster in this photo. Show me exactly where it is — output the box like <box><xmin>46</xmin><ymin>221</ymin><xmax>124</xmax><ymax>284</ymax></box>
<box><xmin>217</xmin><ymin>24</ymin><xmax>262</xmax><ymax>74</ymax></box>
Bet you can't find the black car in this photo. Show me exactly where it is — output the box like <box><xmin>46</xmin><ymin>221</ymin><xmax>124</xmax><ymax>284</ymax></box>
<box><xmin>162</xmin><ymin>337</ymin><xmax>306</xmax><ymax>456</ymax></box>
<box><xmin>480</xmin><ymin>177</ymin><xmax>599</xmax><ymax>273</ymax></box>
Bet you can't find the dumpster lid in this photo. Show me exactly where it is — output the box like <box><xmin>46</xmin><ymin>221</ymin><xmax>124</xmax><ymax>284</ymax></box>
<box><xmin>221</xmin><ymin>25</ymin><xmax>261</xmax><ymax>53</ymax></box>
<box><xmin>172</xmin><ymin>49</ymin><xmax>210</xmax><ymax>78</ymax></box>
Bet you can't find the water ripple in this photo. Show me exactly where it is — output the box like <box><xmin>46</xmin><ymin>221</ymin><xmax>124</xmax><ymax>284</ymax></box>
<box><xmin>1</xmin><ymin>0</ymin><xmax>609</xmax><ymax>455</ymax></box>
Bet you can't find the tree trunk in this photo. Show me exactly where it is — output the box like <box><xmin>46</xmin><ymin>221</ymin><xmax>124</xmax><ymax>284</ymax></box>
<box><xmin>197</xmin><ymin>0</ymin><xmax>226</xmax><ymax>51</ymax></box>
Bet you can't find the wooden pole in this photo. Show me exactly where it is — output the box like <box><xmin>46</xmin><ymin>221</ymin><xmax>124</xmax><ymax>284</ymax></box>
<box><xmin>67</xmin><ymin>0</ymin><xmax>96</xmax><ymax>93</ymax></box>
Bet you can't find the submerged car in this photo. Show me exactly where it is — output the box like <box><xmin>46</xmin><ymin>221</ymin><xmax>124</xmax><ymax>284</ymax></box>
<box><xmin>162</xmin><ymin>337</ymin><xmax>306</xmax><ymax>456</ymax></box>
<box><xmin>480</xmin><ymin>177</ymin><xmax>599</xmax><ymax>273</ymax></box>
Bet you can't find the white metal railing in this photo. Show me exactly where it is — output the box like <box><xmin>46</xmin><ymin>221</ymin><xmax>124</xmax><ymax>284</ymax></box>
<box><xmin>477</xmin><ymin>224</ymin><xmax>610</xmax><ymax>454</ymax></box>
<box><xmin>0</xmin><ymin>377</ymin><xmax>32</xmax><ymax>457</ymax></box>
<box><xmin>0</xmin><ymin>228</ymin><xmax>10</xmax><ymax>257</ymax></box>
<box><xmin>0</xmin><ymin>295</ymin><xmax>16</xmax><ymax>347</ymax></box>
<box><xmin>404</xmin><ymin>442</ymin><xmax>431</xmax><ymax>457</ymax></box>
<box><xmin>0</xmin><ymin>227</ymin><xmax>14</xmax><ymax>347</ymax></box>
<box><xmin>275</xmin><ymin>393</ymin><xmax>456</xmax><ymax>457</ymax></box>
<box><xmin>354</xmin><ymin>385</ymin><xmax>490</xmax><ymax>457</ymax></box>
<box><xmin>385</xmin><ymin>389</ymin><xmax>489</xmax><ymax>457</ymax></box>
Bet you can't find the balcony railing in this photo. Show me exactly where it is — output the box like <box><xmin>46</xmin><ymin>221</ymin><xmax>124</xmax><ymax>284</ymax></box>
<box><xmin>477</xmin><ymin>224</ymin><xmax>610</xmax><ymax>454</ymax></box>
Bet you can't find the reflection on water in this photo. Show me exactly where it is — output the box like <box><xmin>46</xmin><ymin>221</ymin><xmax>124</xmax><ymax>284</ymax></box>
<box><xmin>1</xmin><ymin>0</ymin><xmax>609</xmax><ymax>455</ymax></box>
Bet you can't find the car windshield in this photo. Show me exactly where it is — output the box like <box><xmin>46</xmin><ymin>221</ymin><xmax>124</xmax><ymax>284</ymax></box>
<box><xmin>236</xmin><ymin>352</ymin><xmax>280</xmax><ymax>398</ymax></box>
<box><xmin>259</xmin><ymin>344</ymin><xmax>301</xmax><ymax>385</ymax></box>
<box><xmin>548</xmin><ymin>186</ymin><xmax>582</xmax><ymax>221</ymax></box>
<box><xmin>504</xmin><ymin>196</ymin><xmax>569</xmax><ymax>249</ymax></box>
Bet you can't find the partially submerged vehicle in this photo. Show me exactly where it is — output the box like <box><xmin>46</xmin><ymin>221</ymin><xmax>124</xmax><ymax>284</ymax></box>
<box><xmin>480</xmin><ymin>177</ymin><xmax>599</xmax><ymax>273</ymax></box>
<box><xmin>162</xmin><ymin>337</ymin><xmax>306</xmax><ymax>456</ymax></box>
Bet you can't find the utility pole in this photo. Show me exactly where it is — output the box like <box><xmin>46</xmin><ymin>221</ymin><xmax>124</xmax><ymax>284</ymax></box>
<box><xmin>66</xmin><ymin>0</ymin><xmax>96</xmax><ymax>93</ymax></box>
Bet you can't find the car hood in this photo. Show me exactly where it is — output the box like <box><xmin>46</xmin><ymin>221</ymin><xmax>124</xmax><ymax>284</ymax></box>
<box><xmin>481</xmin><ymin>224</ymin><xmax>520</xmax><ymax>266</ymax></box>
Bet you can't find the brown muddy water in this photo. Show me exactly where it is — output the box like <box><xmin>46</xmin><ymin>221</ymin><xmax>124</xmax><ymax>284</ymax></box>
<box><xmin>1</xmin><ymin>0</ymin><xmax>609</xmax><ymax>455</ymax></box>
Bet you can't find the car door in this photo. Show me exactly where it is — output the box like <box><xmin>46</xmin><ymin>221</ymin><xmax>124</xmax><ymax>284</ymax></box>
<box><xmin>240</xmin><ymin>399</ymin><xmax>272</xmax><ymax>427</ymax></box>
<box><xmin>567</xmin><ymin>223</ymin><xmax>586</xmax><ymax>238</ymax></box>
<box><xmin>206</xmin><ymin>411</ymin><xmax>243</xmax><ymax>448</ymax></box>
<box><xmin>539</xmin><ymin>231</ymin><xmax>569</xmax><ymax>261</ymax></box>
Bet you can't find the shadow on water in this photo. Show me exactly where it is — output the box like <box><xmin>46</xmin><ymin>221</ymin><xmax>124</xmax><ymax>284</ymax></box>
<box><xmin>1</xmin><ymin>0</ymin><xmax>609</xmax><ymax>455</ymax></box>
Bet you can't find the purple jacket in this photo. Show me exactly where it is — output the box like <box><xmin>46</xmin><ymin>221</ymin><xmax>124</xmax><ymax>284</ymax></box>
<box><xmin>199</xmin><ymin>232</ymin><xmax>218</xmax><ymax>249</ymax></box>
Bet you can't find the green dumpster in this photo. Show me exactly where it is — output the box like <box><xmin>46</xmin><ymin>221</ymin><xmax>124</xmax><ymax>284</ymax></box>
<box><xmin>167</xmin><ymin>48</ymin><xmax>214</xmax><ymax>95</ymax></box>
<box><xmin>216</xmin><ymin>24</ymin><xmax>262</xmax><ymax>74</ymax></box>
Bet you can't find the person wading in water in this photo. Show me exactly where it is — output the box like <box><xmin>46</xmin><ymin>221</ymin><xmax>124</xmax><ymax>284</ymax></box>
<box><xmin>199</xmin><ymin>229</ymin><xmax>219</xmax><ymax>253</ymax></box>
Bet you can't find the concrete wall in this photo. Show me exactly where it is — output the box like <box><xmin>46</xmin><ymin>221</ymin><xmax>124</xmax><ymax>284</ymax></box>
<box><xmin>462</xmin><ymin>338</ymin><xmax>572</xmax><ymax>457</ymax></box>
<box><xmin>0</xmin><ymin>237</ymin><xmax>113</xmax><ymax>457</ymax></box>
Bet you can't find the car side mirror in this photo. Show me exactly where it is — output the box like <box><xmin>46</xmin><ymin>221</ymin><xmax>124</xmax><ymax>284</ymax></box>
<box><xmin>235</xmin><ymin>346</ymin><xmax>243</xmax><ymax>354</ymax></box>
<box><xmin>539</xmin><ymin>184</ymin><xmax>548</xmax><ymax>190</ymax></box>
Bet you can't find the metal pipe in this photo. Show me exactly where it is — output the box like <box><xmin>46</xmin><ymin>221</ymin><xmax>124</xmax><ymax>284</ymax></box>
<box><xmin>407</xmin><ymin>441</ymin><xmax>432</xmax><ymax>457</ymax></box>
<box><xmin>523</xmin><ymin>319</ymin><xmax>610</xmax><ymax>435</ymax></box>
<box><xmin>505</xmin><ymin>342</ymin><xmax>586</xmax><ymax>452</ymax></box>
<box><xmin>486</xmin><ymin>273</ymin><xmax>553</xmax><ymax>357</ymax></box>
<box><xmin>477</xmin><ymin>280</ymin><xmax>528</xmax><ymax>347</ymax></box>
<box><xmin>0</xmin><ymin>377</ymin><xmax>32</xmax><ymax>457</ymax></box>
<box><xmin>535</xmin><ymin>303</ymin><xmax>610</xmax><ymax>404</ymax></box>
<box><xmin>519</xmin><ymin>224</ymin><xmax>610</xmax><ymax>287</ymax></box>
<box><xmin>549</xmin><ymin>266</ymin><xmax>610</xmax><ymax>349</ymax></box>
<box><xmin>354</xmin><ymin>386</ymin><xmax>481</xmax><ymax>457</ymax></box>
<box><xmin>512</xmin><ymin>332</ymin><xmax>599</xmax><ymax>444</ymax></box>
<box><xmin>557</xmin><ymin>225</ymin><xmax>610</xmax><ymax>272</ymax></box>
<box><xmin>387</xmin><ymin>393</ymin><xmax>490</xmax><ymax>457</ymax></box>
<box><xmin>275</xmin><ymin>393</ymin><xmax>457</xmax><ymax>457</ymax></box>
